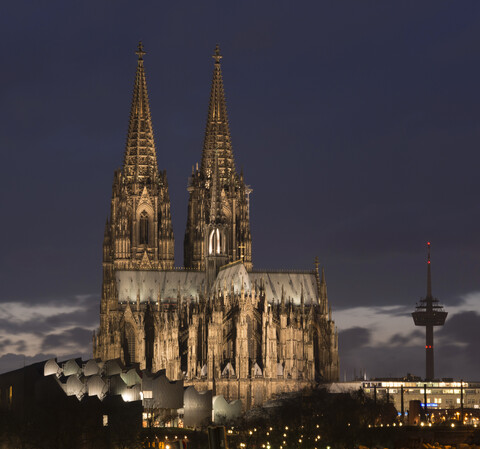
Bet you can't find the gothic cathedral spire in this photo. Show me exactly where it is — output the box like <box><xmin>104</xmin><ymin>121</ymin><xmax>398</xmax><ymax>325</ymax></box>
<box><xmin>102</xmin><ymin>41</ymin><xmax>174</xmax><ymax>303</ymax></box>
<box><xmin>200</xmin><ymin>44</ymin><xmax>236</xmax><ymax>181</ymax></box>
<box><xmin>95</xmin><ymin>42</ymin><xmax>174</xmax><ymax>364</ymax></box>
<box><xmin>123</xmin><ymin>42</ymin><xmax>159</xmax><ymax>186</ymax></box>
<box><xmin>184</xmin><ymin>45</ymin><xmax>252</xmax><ymax>274</ymax></box>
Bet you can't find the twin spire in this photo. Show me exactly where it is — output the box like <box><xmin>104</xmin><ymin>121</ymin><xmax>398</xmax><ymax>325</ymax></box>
<box><xmin>123</xmin><ymin>42</ymin><xmax>158</xmax><ymax>184</ymax></box>
<box><xmin>201</xmin><ymin>44</ymin><xmax>236</xmax><ymax>183</ymax></box>
<box><xmin>123</xmin><ymin>43</ymin><xmax>235</xmax><ymax>188</ymax></box>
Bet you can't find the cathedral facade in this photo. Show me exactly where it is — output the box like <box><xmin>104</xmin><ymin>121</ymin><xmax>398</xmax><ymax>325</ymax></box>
<box><xmin>93</xmin><ymin>43</ymin><xmax>339</xmax><ymax>409</ymax></box>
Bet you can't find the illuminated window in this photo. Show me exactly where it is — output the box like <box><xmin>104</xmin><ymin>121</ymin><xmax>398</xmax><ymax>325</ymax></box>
<box><xmin>8</xmin><ymin>386</ymin><xmax>12</xmax><ymax>407</ymax></box>
<box><xmin>140</xmin><ymin>211</ymin><xmax>149</xmax><ymax>245</ymax></box>
<box><xmin>143</xmin><ymin>390</ymin><xmax>153</xmax><ymax>399</ymax></box>
<box><xmin>103</xmin><ymin>415</ymin><xmax>108</xmax><ymax>426</ymax></box>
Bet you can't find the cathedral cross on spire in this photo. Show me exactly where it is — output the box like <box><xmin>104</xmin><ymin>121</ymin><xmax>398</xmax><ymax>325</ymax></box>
<box><xmin>212</xmin><ymin>44</ymin><xmax>222</xmax><ymax>64</ymax></box>
<box><xmin>136</xmin><ymin>41</ymin><xmax>146</xmax><ymax>60</ymax></box>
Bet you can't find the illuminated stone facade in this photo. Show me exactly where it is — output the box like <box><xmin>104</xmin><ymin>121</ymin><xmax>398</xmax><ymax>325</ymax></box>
<box><xmin>93</xmin><ymin>43</ymin><xmax>339</xmax><ymax>409</ymax></box>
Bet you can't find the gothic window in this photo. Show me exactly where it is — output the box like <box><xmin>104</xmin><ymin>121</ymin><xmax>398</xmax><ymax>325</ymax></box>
<box><xmin>140</xmin><ymin>211</ymin><xmax>149</xmax><ymax>245</ymax></box>
<box><xmin>197</xmin><ymin>318</ymin><xmax>203</xmax><ymax>363</ymax></box>
<box><xmin>144</xmin><ymin>309</ymin><xmax>154</xmax><ymax>371</ymax></box>
<box><xmin>124</xmin><ymin>324</ymin><xmax>136</xmax><ymax>365</ymax></box>
<box><xmin>208</xmin><ymin>228</ymin><xmax>221</xmax><ymax>255</ymax></box>
<box><xmin>313</xmin><ymin>328</ymin><xmax>321</xmax><ymax>381</ymax></box>
<box><xmin>247</xmin><ymin>316</ymin><xmax>253</xmax><ymax>358</ymax></box>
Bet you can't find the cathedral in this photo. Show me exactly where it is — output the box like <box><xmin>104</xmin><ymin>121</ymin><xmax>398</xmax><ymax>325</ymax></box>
<box><xmin>93</xmin><ymin>43</ymin><xmax>339</xmax><ymax>410</ymax></box>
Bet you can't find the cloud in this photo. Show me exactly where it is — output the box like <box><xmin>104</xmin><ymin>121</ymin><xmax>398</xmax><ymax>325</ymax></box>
<box><xmin>0</xmin><ymin>338</ymin><xmax>13</xmax><ymax>352</ymax></box>
<box><xmin>0</xmin><ymin>295</ymin><xmax>98</xmax><ymax>336</ymax></box>
<box><xmin>388</xmin><ymin>330</ymin><xmax>423</xmax><ymax>346</ymax></box>
<box><xmin>0</xmin><ymin>353</ymin><xmax>56</xmax><ymax>374</ymax></box>
<box><xmin>41</xmin><ymin>327</ymin><xmax>93</xmax><ymax>353</ymax></box>
<box><xmin>15</xmin><ymin>340</ymin><xmax>27</xmax><ymax>352</ymax></box>
<box><xmin>336</xmin><ymin>293</ymin><xmax>480</xmax><ymax>380</ymax></box>
<box><xmin>433</xmin><ymin>311</ymin><xmax>480</xmax><ymax>379</ymax></box>
<box><xmin>438</xmin><ymin>311</ymin><xmax>480</xmax><ymax>346</ymax></box>
<box><xmin>340</xmin><ymin>345</ymin><xmax>425</xmax><ymax>381</ymax></box>
<box><xmin>0</xmin><ymin>293</ymin><xmax>98</xmax><ymax>362</ymax></box>
<box><xmin>339</xmin><ymin>327</ymin><xmax>371</xmax><ymax>354</ymax></box>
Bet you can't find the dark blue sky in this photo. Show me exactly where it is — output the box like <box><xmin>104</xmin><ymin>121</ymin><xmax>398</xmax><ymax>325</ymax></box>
<box><xmin>1</xmin><ymin>0</ymin><xmax>480</xmax><ymax>380</ymax></box>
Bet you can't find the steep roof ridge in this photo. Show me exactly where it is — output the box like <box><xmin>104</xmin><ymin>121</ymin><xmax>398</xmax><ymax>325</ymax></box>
<box><xmin>123</xmin><ymin>42</ymin><xmax>158</xmax><ymax>184</ymax></box>
<box><xmin>200</xmin><ymin>44</ymin><xmax>236</xmax><ymax>182</ymax></box>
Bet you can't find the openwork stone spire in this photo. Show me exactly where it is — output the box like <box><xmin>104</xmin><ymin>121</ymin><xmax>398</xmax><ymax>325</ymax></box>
<box><xmin>201</xmin><ymin>44</ymin><xmax>236</xmax><ymax>182</ymax></box>
<box><xmin>184</xmin><ymin>45</ymin><xmax>252</xmax><ymax>271</ymax></box>
<box><xmin>123</xmin><ymin>42</ymin><xmax>158</xmax><ymax>184</ymax></box>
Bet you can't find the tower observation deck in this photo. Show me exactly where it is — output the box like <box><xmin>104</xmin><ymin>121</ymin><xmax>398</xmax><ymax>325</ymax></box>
<box><xmin>412</xmin><ymin>242</ymin><xmax>447</xmax><ymax>381</ymax></box>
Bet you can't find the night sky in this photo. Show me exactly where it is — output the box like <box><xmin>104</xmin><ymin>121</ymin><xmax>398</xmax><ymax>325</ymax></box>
<box><xmin>2</xmin><ymin>1</ymin><xmax>480</xmax><ymax>380</ymax></box>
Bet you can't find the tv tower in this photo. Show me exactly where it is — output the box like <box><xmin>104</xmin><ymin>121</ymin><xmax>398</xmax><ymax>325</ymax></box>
<box><xmin>412</xmin><ymin>242</ymin><xmax>447</xmax><ymax>381</ymax></box>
